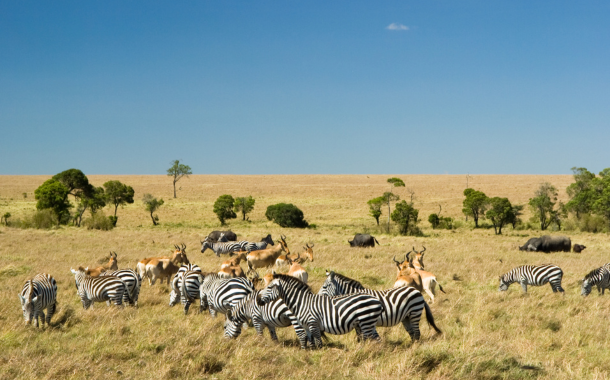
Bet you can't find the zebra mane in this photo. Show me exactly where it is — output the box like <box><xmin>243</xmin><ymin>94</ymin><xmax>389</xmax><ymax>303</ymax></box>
<box><xmin>272</xmin><ymin>274</ymin><xmax>313</xmax><ymax>294</ymax></box>
<box><xmin>331</xmin><ymin>272</ymin><xmax>365</xmax><ymax>289</ymax></box>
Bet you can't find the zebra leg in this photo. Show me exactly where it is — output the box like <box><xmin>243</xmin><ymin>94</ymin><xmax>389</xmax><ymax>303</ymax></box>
<box><xmin>268</xmin><ymin>325</ymin><xmax>279</xmax><ymax>341</ymax></box>
<box><xmin>308</xmin><ymin>320</ymin><xmax>323</xmax><ymax>348</ymax></box>
<box><xmin>354</xmin><ymin>322</ymin><xmax>363</xmax><ymax>342</ymax></box>
<box><xmin>47</xmin><ymin>303</ymin><xmax>56</xmax><ymax>325</ymax></box>
<box><xmin>106</xmin><ymin>300</ymin><xmax>111</xmax><ymax>306</ymax></box>
<box><xmin>520</xmin><ymin>282</ymin><xmax>528</xmax><ymax>293</ymax></box>
<box><xmin>39</xmin><ymin>310</ymin><xmax>46</xmax><ymax>327</ymax></box>
<box><xmin>401</xmin><ymin>318</ymin><xmax>417</xmax><ymax>341</ymax></box>
<box><xmin>184</xmin><ymin>301</ymin><xmax>191</xmax><ymax>315</ymax></box>
<box><xmin>253</xmin><ymin>317</ymin><xmax>265</xmax><ymax>336</ymax></box>
<box><xmin>359</xmin><ymin>320</ymin><xmax>381</xmax><ymax>341</ymax></box>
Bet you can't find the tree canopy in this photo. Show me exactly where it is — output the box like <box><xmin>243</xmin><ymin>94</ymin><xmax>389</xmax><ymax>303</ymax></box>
<box><xmin>213</xmin><ymin>195</ymin><xmax>237</xmax><ymax>225</ymax></box>
<box><xmin>142</xmin><ymin>194</ymin><xmax>164</xmax><ymax>226</ymax></box>
<box><xmin>486</xmin><ymin>197</ymin><xmax>515</xmax><ymax>235</ymax></box>
<box><xmin>167</xmin><ymin>160</ymin><xmax>192</xmax><ymax>198</ymax></box>
<box><xmin>462</xmin><ymin>188</ymin><xmax>488</xmax><ymax>227</ymax></box>
<box><xmin>104</xmin><ymin>180</ymin><xmax>135</xmax><ymax>225</ymax></box>
<box><xmin>391</xmin><ymin>200</ymin><xmax>420</xmax><ymax>235</ymax></box>
<box><xmin>35</xmin><ymin>179</ymin><xmax>72</xmax><ymax>225</ymax></box>
<box><xmin>265</xmin><ymin>203</ymin><xmax>308</xmax><ymax>228</ymax></box>
<box><xmin>52</xmin><ymin>169</ymin><xmax>94</xmax><ymax>199</ymax></box>
<box><xmin>234</xmin><ymin>196</ymin><xmax>255</xmax><ymax>221</ymax></box>
<box><xmin>529</xmin><ymin>182</ymin><xmax>559</xmax><ymax>231</ymax></box>
<box><xmin>367</xmin><ymin>197</ymin><xmax>384</xmax><ymax>225</ymax></box>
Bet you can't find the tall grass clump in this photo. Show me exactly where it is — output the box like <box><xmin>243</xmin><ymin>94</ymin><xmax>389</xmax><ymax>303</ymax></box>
<box><xmin>83</xmin><ymin>212</ymin><xmax>114</xmax><ymax>230</ymax></box>
<box><xmin>16</xmin><ymin>209</ymin><xmax>57</xmax><ymax>229</ymax></box>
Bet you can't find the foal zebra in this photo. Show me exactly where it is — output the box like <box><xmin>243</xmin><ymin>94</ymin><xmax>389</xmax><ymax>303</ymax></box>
<box><xmin>224</xmin><ymin>290</ymin><xmax>308</xmax><ymax>349</ymax></box>
<box><xmin>260</xmin><ymin>274</ymin><xmax>384</xmax><ymax>348</ymax></box>
<box><xmin>200</xmin><ymin>274</ymin><xmax>255</xmax><ymax>318</ymax></box>
<box><xmin>170</xmin><ymin>270</ymin><xmax>204</xmax><ymax>314</ymax></box>
<box><xmin>19</xmin><ymin>274</ymin><xmax>57</xmax><ymax>327</ymax></box>
<box><xmin>100</xmin><ymin>269</ymin><xmax>141</xmax><ymax>306</ymax></box>
<box><xmin>581</xmin><ymin>266</ymin><xmax>610</xmax><ymax>296</ymax></box>
<box><xmin>71</xmin><ymin>267</ymin><xmax>131</xmax><ymax>309</ymax></box>
<box><xmin>318</xmin><ymin>271</ymin><xmax>441</xmax><ymax>342</ymax></box>
<box><xmin>499</xmin><ymin>264</ymin><xmax>564</xmax><ymax>293</ymax></box>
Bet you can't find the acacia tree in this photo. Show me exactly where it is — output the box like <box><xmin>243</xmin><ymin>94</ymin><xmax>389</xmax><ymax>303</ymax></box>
<box><xmin>486</xmin><ymin>197</ymin><xmax>515</xmax><ymax>235</ymax></box>
<box><xmin>142</xmin><ymin>194</ymin><xmax>164</xmax><ymax>226</ymax></box>
<box><xmin>214</xmin><ymin>195</ymin><xmax>236</xmax><ymax>225</ymax></box>
<box><xmin>367</xmin><ymin>197</ymin><xmax>384</xmax><ymax>225</ymax></box>
<box><xmin>53</xmin><ymin>169</ymin><xmax>94</xmax><ymax>200</ymax></box>
<box><xmin>383</xmin><ymin>177</ymin><xmax>405</xmax><ymax>231</ymax></box>
<box><xmin>391</xmin><ymin>200</ymin><xmax>420</xmax><ymax>235</ymax></box>
<box><xmin>74</xmin><ymin>187</ymin><xmax>106</xmax><ymax>227</ymax></box>
<box><xmin>234</xmin><ymin>196</ymin><xmax>255</xmax><ymax>221</ymax></box>
<box><xmin>529</xmin><ymin>183</ymin><xmax>559</xmax><ymax>230</ymax></box>
<box><xmin>565</xmin><ymin>167</ymin><xmax>596</xmax><ymax>219</ymax></box>
<box><xmin>167</xmin><ymin>160</ymin><xmax>192</xmax><ymax>198</ymax></box>
<box><xmin>104</xmin><ymin>180</ymin><xmax>135</xmax><ymax>226</ymax></box>
<box><xmin>462</xmin><ymin>188</ymin><xmax>488</xmax><ymax>227</ymax></box>
<box><xmin>35</xmin><ymin>179</ymin><xmax>72</xmax><ymax>225</ymax></box>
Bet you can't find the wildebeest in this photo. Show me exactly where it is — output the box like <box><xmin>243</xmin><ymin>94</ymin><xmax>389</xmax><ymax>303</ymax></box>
<box><xmin>207</xmin><ymin>230</ymin><xmax>237</xmax><ymax>243</ymax></box>
<box><xmin>348</xmin><ymin>234</ymin><xmax>379</xmax><ymax>248</ymax></box>
<box><xmin>573</xmin><ymin>244</ymin><xmax>586</xmax><ymax>253</ymax></box>
<box><xmin>519</xmin><ymin>235</ymin><xmax>571</xmax><ymax>253</ymax></box>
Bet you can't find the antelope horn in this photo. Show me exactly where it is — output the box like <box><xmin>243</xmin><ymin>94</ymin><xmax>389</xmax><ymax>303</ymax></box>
<box><xmin>310</xmin><ymin>242</ymin><xmax>314</xmax><ymax>248</ymax></box>
<box><xmin>28</xmin><ymin>280</ymin><xmax>33</xmax><ymax>302</ymax></box>
<box><xmin>281</xmin><ymin>235</ymin><xmax>286</xmax><ymax>241</ymax></box>
<box><xmin>392</xmin><ymin>256</ymin><xmax>401</xmax><ymax>265</ymax></box>
<box><xmin>405</xmin><ymin>252</ymin><xmax>411</xmax><ymax>262</ymax></box>
<box><xmin>420</xmin><ymin>246</ymin><xmax>426</xmax><ymax>254</ymax></box>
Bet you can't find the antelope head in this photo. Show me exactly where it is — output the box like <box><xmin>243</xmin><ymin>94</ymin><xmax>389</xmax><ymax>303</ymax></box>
<box><xmin>303</xmin><ymin>242</ymin><xmax>314</xmax><ymax>262</ymax></box>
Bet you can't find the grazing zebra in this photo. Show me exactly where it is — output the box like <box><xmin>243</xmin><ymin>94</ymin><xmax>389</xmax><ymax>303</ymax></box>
<box><xmin>581</xmin><ymin>266</ymin><xmax>610</xmax><ymax>296</ymax></box>
<box><xmin>169</xmin><ymin>270</ymin><xmax>204</xmax><ymax>314</ymax></box>
<box><xmin>260</xmin><ymin>274</ymin><xmax>384</xmax><ymax>348</ymax></box>
<box><xmin>19</xmin><ymin>274</ymin><xmax>57</xmax><ymax>327</ymax></box>
<box><xmin>100</xmin><ymin>269</ymin><xmax>141</xmax><ymax>307</ymax></box>
<box><xmin>318</xmin><ymin>271</ymin><xmax>441</xmax><ymax>342</ymax></box>
<box><xmin>224</xmin><ymin>290</ymin><xmax>308</xmax><ymax>349</ymax></box>
<box><xmin>219</xmin><ymin>234</ymin><xmax>275</xmax><ymax>253</ymax></box>
<box><xmin>200</xmin><ymin>237</ymin><xmax>243</xmax><ymax>257</ymax></box>
<box><xmin>71</xmin><ymin>267</ymin><xmax>130</xmax><ymax>309</ymax></box>
<box><xmin>200</xmin><ymin>274</ymin><xmax>254</xmax><ymax>318</ymax></box>
<box><xmin>499</xmin><ymin>264</ymin><xmax>564</xmax><ymax>293</ymax></box>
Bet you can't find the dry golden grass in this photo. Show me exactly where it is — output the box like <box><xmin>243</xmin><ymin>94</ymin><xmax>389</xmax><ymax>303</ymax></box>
<box><xmin>0</xmin><ymin>174</ymin><xmax>609</xmax><ymax>379</ymax></box>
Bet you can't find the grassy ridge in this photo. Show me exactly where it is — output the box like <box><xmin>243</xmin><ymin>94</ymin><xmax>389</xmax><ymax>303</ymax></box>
<box><xmin>0</xmin><ymin>174</ymin><xmax>608</xmax><ymax>379</ymax></box>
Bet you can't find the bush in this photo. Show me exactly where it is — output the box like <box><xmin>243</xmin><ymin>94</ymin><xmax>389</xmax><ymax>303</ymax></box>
<box><xmin>579</xmin><ymin>214</ymin><xmax>608</xmax><ymax>233</ymax></box>
<box><xmin>213</xmin><ymin>195</ymin><xmax>237</xmax><ymax>225</ymax></box>
<box><xmin>391</xmin><ymin>201</ymin><xmax>421</xmax><ymax>236</ymax></box>
<box><xmin>83</xmin><ymin>212</ymin><xmax>114</xmax><ymax>231</ymax></box>
<box><xmin>428</xmin><ymin>213</ymin><xmax>454</xmax><ymax>229</ymax></box>
<box><xmin>265</xmin><ymin>203</ymin><xmax>309</xmax><ymax>228</ymax></box>
<box><xmin>18</xmin><ymin>209</ymin><xmax>57</xmax><ymax>229</ymax></box>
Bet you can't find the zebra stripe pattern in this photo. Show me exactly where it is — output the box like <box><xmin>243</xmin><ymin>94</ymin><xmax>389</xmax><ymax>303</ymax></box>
<box><xmin>19</xmin><ymin>273</ymin><xmax>57</xmax><ymax>327</ymax></box>
<box><xmin>581</xmin><ymin>266</ymin><xmax>610</xmax><ymax>296</ymax></box>
<box><xmin>200</xmin><ymin>275</ymin><xmax>254</xmax><ymax>318</ymax></box>
<box><xmin>224</xmin><ymin>290</ymin><xmax>308</xmax><ymax>348</ymax></box>
<box><xmin>318</xmin><ymin>271</ymin><xmax>441</xmax><ymax>341</ymax></box>
<box><xmin>71</xmin><ymin>267</ymin><xmax>130</xmax><ymax>309</ymax></box>
<box><xmin>499</xmin><ymin>264</ymin><xmax>564</xmax><ymax>293</ymax></box>
<box><xmin>260</xmin><ymin>274</ymin><xmax>384</xmax><ymax>348</ymax></box>
<box><xmin>170</xmin><ymin>270</ymin><xmax>204</xmax><ymax>314</ymax></box>
<box><xmin>101</xmin><ymin>269</ymin><xmax>141</xmax><ymax>306</ymax></box>
<box><xmin>218</xmin><ymin>233</ymin><xmax>275</xmax><ymax>253</ymax></box>
<box><xmin>200</xmin><ymin>237</ymin><xmax>243</xmax><ymax>257</ymax></box>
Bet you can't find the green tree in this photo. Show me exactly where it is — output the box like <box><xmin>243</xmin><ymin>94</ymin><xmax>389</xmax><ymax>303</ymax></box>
<box><xmin>74</xmin><ymin>187</ymin><xmax>106</xmax><ymax>227</ymax></box>
<box><xmin>103</xmin><ymin>180</ymin><xmax>135</xmax><ymax>226</ymax></box>
<box><xmin>167</xmin><ymin>160</ymin><xmax>192</xmax><ymax>198</ymax></box>
<box><xmin>529</xmin><ymin>182</ymin><xmax>559</xmax><ymax>230</ymax></box>
<box><xmin>428</xmin><ymin>213</ymin><xmax>440</xmax><ymax>229</ymax></box>
<box><xmin>565</xmin><ymin>167</ymin><xmax>596</xmax><ymax>219</ymax></box>
<box><xmin>592</xmin><ymin>170</ymin><xmax>610</xmax><ymax>229</ymax></box>
<box><xmin>214</xmin><ymin>195</ymin><xmax>237</xmax><ymax>225</ymax></box>
<box><xmin>367</xmin><ymin>197</ymin><xmax>384</xmax><ymax>225</ymax></box>
<box><xmin>383</xmin><ymin>178</ymin><xmax>405</xmax><ymax>231</ymax></box>
<box><xmin>391</xmin><ymin>200</ymin><xmax>420</xmax><ymax>235</ymax></box>
<box><xmin>52</xmin><ymin>169</ymin><xmax>94</xmax><ymax>200</ymax></box>
<box><xmin>1</xmin><ymin>212</ymin><xmax>10</xmax><ymax>226</ymax></box>
<box><xmin>35</xmin><ymin>179</ymin><xmax>72</xmax><ymax>225</ymax></box>
<box><xmin>234</xmin><ymin>196</ymin><xmax>255</xmax><ymax>221</ymax></box>
<box><xmin>510</xmin><ymin>204</ymin><xmax>525</xmax><ymax>228</ymax></box>
<box><xmin>462</xmin><ymin>188</ymin><xmax>488</xmax><ymax>227</ymax></box>
<box><xmin>142</xmin><ymin>193</ymin><xmax>164</xmax><ymax>226</ymax></box>
<box><xmin>486</xmin><ymin>197</ymin><xmax>514</xmax><ymax>235</ymax></box>
<box><xmin>266</xmin><ymin>203</ymin><xmax>309</xmax><ymax>228</ymax></box>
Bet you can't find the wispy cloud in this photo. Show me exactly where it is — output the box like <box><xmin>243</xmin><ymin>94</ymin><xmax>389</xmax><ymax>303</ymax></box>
<box><xmin>386</xmin><ymin>23</ymin><xmax>409</xmax><ymax>31</ymax></box>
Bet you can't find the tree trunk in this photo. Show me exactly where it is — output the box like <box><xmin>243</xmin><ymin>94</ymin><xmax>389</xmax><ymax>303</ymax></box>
<box><xmin>173</xmin><ymin>179</ymin><xmax>177</xmax><ymax>198</ymax></box>
<box><xmin>375</xmin><ymin>217</ymin><xmax>379</xmax><ymax>226</ymax></box>
<box><xmin>387</xmin><ymin>201</ymin><xmax>391</xmax><ymax>232</ymax></box>
<box><xmin>114</xmin><ymin>203</ymin><xmax>119</xmax><ymax>217</ymax></box>
<box><xmin>150</xmin><ymin>211</ymin><xmax>157</xmax><ymax>226</ymax></box>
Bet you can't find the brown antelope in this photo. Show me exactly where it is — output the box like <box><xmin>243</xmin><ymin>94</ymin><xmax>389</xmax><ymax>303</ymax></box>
<box><xmin>246</xmin><ymin>235</ymin><xmax>290</xmax><ymax>273</ymax></box>
<box><xmin>286</xmin><ymin>253</ymin><xmax>308</xmax><ymax>284</ymax></box>
<box><xmin>145</xmin><ymin>244</ymin><xmax>190</xmax><ymax>285</ymax></box>
<box><xmin>392</xmin><ymin>255</ymin><xmax>424</xmax><ymax>293</ymax></box>
<box><xmin>137</xmin><ymin>245</ymin><xmax>182</xmax><ymax>282</ymax></box>
<box><xmin>276</xmin><ymin>243</ymin><xmax>314</xmax><ymax>267</ymax></box>
<box><xmin>85</xmin><ymin>252</ymin><xmax>118</xmax><ymax>277</ymax></box>
<box><xmin>221</xmin><ymin>252</ymin><xmax>247</xmax><ymax>270</ymax></box>
<box><xmin>218</xmin><ymin>264</ymin><xmax>246</xmax><ymax>279</ymax></box>
<box><xmin>409</xmin><ymin>246</ymin><xmax>446</xmax><ymax>303</ymax></box>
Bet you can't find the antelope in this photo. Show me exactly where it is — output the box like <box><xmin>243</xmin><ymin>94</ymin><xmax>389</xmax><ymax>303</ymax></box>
<box><xmin>85</xmin><ymin>252</ymin><xmax>118</xmax><ymax>277</ymax></box>
<box><xmin>276</xmin><ymin>243</ymin><xmax>314</xmax><ymax>267</ymax></box>
<box><xmin>218</xmin><ymin>264</ymin><xmax>246</xmax><ymax>279</ymax></box>
<box><xmin>145</xmin><ymin>244</ymin><xmax>190</xmax><ymax>285</ymax></box>
<box><xmin>409</xmin><ymin>246</ymin><xmax>446</xmax><ymax>303</ymax></box>
<box><xmin>221</xmin><ymin>252</ymin><xmax>247</xmax><ymax>270</ymax></box>
<box><xmin>137</xmin><ymin>245</ymin><xmax>181</xmax><ymax>282</ymax></box>
<box><xmin>246</xmin><ymin>235</ymin><xmax>290</xmax><ymax>273</ymax></box>
<box><xmin>393</xmin><ymin>255</ymin><xmax>424</xmax><ymax>293</ymax></box>
<box><xmin>286</xmin><ymin>253</ymin><xmax>308</xmax><ymax>284</ymax></box>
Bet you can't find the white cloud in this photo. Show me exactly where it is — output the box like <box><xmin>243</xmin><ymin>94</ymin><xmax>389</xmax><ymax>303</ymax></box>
<box><xmin>386</xmin><ymin>23</ymin><xmax>409</xmax><ymax>31</ymax></box>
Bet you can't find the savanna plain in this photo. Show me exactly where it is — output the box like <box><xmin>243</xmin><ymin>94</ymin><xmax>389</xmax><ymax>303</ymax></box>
<box><xmin>1</xmin><ymin>174</ymin><xmax>609</xmax><ymax>380</ymax></box>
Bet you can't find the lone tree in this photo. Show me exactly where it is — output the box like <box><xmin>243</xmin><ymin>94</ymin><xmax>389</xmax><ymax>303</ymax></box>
<box><xmin>486</xmin><ymin>197</ymin><xmax>515</xmax><ymax>235</ymax></box>
<box><xmin>214</xmin><ymin>195</ymin><xmax>237</xmax><ymax>225</ymax></box>
<box><xmin>35</xmin><ymin>179</ymin><xmax>72</xmax><ymax>225</ymax></box>
<box><xmin>529</xmin><ymin>182</ymin><xmax>559</xmax><ymax>230</ymax></box>
<box><xmin>103</xmin><ymin>180</ymin><xmax>135</xmax><ymax>226</ymax></box>
<box><xmin>383</xmin><ymin>177</ymin><xmax>405</xmax><ymax>232</ymax></box>
<box><xmin>391</xmin><ymin>200</ymin><xmax>420</xmax><ymax>235</ymax></box>
<box><xmin>265</xmin><ymin>203</ymin><xmax>309</xmax><ymax>228</ymax></box>
<box><xmin>142</xmin><ymin>193</ymin><xmax>164</xmax><ymax>226</ymax></box>
<box><xmin>234</xmin><ymin>196</ymin><xmax>255</xmax><ymax>221</ymax></box>
<box><xmin>367</xmin><ymin>196</ymin><xmax>384</xmax><ymax>225</ymax></box>
<box><xmin>167</xmin><ymin>160</ymin><xmax>192</xmax><ymax>198</ymax></box>
<box><xmin>462</xmin><ymin>189</ymin><xmax>488</xmax><ymax>227</ymax></box>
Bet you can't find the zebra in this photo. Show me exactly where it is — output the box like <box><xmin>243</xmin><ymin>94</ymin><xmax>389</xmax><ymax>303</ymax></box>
<box><xmin>318</xmin><ymin>271</ymin><xmax>441</xmax><ymax>342</ymax></box>
<box><xmin>19</xmin><ymin>273</ymin><xmax>57</xmax><ymax>327</ymax></box>
<box><xmin>100</xmin><ymin>269</ymin><xmax>141</xmax><ymax>307</ymax></box>
<box><xmin>200</xmin><ymin>274</ymin><xmax>255</xmax><ymax>318</ymax></box>
<box><xmin>223</xmin><ymin>290</ymin><xmax>308</xmax><ymax>349</ymax></box>
<box><xmin>71</xmin><ymin>267</ymin><xmax>131</xmax><ymax>309</ymax></box>
<box><xmin>581</xmin><ymin>266</ymin><xmax>610</xmax><ymax>296</ymax></box>
<box><xmin>499</xmin><ymin>264</ymin><xmax>564</xmax><ymax>293</ymax></box>
<box><xmin>169</xmin><ymin>270</ymin><xmax>205</xmax><ymax>314</ymax></box>
<box><xmin>260</xmin><ymin>274</ymin><xmax>384</xmax><ymax>348</ymax></box>
<box><xmin>200</xmin><ymin>236</ymin><xmax>243</xmax><ymax>257</ymax></box>
<box><xmin>219</xmin><ymin>233</ymin><xmax>275</xmax><ymax>253</ymax></box>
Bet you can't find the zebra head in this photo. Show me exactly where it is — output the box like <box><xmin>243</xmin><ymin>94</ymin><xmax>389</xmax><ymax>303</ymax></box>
<box><xmin>581</xmin><ymin>278</ymin><xmax>593</xmax><ymax>296</ymax></box>
<box><xmin>262</xmin><ymin>234</ymin><xmax>274</xmax><ymax>246</ymax></box>
<box><xmin>19</xmin><ymin>280</ymin><xmax>37</xmax><ymax>325</ymax></box>
<box><xmin>200</xmin><ymin>237</ymin><xmax>211</xmax><ymax>253</ymax></box>
<box><xmin>260</xmin><ymin>280</ymin><xmax>281</xmax><ymax>304</ymax></box>
<box><xmin>318</xmin><ymin>271</ymin><xmax>340</xmax><ymax>297</ymax></box>
<box><xmin>498</xmin><ymin>275</ymin><xmax>510</xmax><ymax>291</ymax></box>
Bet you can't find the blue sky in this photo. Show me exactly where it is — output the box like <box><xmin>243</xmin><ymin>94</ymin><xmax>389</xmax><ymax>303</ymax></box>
<box><xmin>1</xmin><ymin>1</ymin><xmax>609</xmax><ymax>175</ymax></box>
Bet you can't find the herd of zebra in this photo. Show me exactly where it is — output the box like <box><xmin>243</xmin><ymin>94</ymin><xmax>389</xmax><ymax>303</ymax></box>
<box><xmin>17</xmin><ymin>231</ymin><xmax>610</xmax><ymax>349</ymax></box>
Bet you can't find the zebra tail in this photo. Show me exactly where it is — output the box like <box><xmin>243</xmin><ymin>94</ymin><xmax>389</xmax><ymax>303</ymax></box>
<box><xmin>423</xmin><ymin>302</ymin><xmax>442</xmax><ymax>334</ymax></box>
<box><xmin>181</xmin><ymin>274</ymin><xmax>194</xmax><ymax>303</ymax></box>
<box><xmin>119</xmin><ymin>278</ymin><xmax>133</xmax><ymax>305</ymax></box>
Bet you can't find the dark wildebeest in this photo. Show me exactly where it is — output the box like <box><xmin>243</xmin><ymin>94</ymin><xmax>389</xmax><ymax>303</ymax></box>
<box><xmin>348</xmin><ymin>234</ymin><xmax>380</xmax><ymax>248</ymax></box>
<box><xmin>573</xmin><ymin>244</ymin><xmax>586</xmax><ymax>253</ymax></box>
<box><xmin>207</xmin><ymin>230</ymin><xmax>237</xmax><ymax>243</ymax></box>
<box><xmin>519</xmin><ymin>235</ymin><xmax>571</xmax><ymax>253</ymax></box>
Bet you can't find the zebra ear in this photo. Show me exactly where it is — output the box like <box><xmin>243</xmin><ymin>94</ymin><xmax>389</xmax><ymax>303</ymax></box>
<box><xmin>71</xmin><ymin>269</ymin><xmax>77</xmax><ymax>274</ymax></box>
<box><xmin>31</xmin><ymin>296</ymin><xmax>38</xmax><ymax>304</ymax></box>
<box><xmin>18</xmin><ymin>294</ymin><xmax>25</xmax><ymax>304</ymax></box>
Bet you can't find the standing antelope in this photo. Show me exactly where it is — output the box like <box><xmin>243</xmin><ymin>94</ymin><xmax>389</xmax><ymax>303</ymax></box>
<box><xmin>392</xmin><ymin>255</ymin><xmax>424</xmax><ymax>293</ymax></box>
<box><xmin>246</xmin><ymin>235</ymin><xmax>290</xmax><ymax>273</ymax></box>
<box><xmin>276</xmin><ymin>243</ymin><xmax>314</xmax><ymax>267</ymax></box>
<box><xmin>409</xmin><ymin>246</ymin><xmax>445</xmax><ymax>303</ymax></box>
<box><xmin>137</xmin><ymin>245</ymin><xmax>183</xmax><ymax>281</ymax></box>
<box><xmin>285</xmin><ymin>253</ymin><xmax>309</xmax><ymax>284</ymax></box>
<box><xmin>145</xmin><ymin>244</ymin><xmax>190</xmax><ymax>285</ymax></box>
<box><xmin>85</xmin><ymin>252</ymin><xmax>118</xmax><ymax>277</ymax></box>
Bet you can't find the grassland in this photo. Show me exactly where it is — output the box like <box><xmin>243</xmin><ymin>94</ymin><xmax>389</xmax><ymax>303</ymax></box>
<box><xmin>1</xmin><ymin>174</ymin><xmax>609</xmax><ymax>379</ymax></box>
